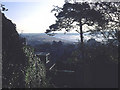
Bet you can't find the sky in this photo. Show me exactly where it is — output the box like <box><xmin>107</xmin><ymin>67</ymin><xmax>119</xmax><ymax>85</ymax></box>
<box><xmin>1</xmin><ymin>0</ymin><xmax>118</xmax><ymax>33</ymax></box>
<box><xmin>1</xmin><ymin>0</ymin><xmax>65</xmax><ymax>33</ymax></box>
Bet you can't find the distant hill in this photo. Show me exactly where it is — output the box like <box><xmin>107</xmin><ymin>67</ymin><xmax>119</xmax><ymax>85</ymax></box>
<box><xmin>21</xmin><ymin>33</ymin><xmax>73</xmax><ymax>46</ymax></box>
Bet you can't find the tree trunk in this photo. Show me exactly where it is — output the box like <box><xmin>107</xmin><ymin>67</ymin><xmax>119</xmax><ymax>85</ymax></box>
<box><xmin>79</xmin><ymin>19</ymin><xmax>83</xmax><ymax>44</ymax></box>
<box><xmin>79</xmin><ymin>19</ymin><xmax>84</xmax><ymax>61</ymax></box>
<box><xmin>79</xmin><ymin>19</ymin><xmax>92</xmax><ymax>88</ymax></box>
<box><xmin>77</xmin><ymin>19</ymin><xmax>85</xmax><ymax>87</ymax></box>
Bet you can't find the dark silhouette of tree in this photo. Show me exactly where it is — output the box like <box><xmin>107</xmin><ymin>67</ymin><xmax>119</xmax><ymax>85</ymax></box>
<box><xmin>89</xmin><ymin>2</ymin><xmax>120</xmax><ymax>41</ymax></box>
<box><xmin>45</xmin><ymin>3</ymin><xmax>108</xmax><ymax>79</ymax></box>
<box><xmin>0</xmin><ymin>4</ymin><xmax>8</xmax><ymax>11</ymax></box>
<box><xmin>46</xmin><ymin>2</ymin><xmax>120</xmax><ymax>43</ymax></box>
<box><xmin>45</xmin><ymin>2</ymin><xmax>119</xmax><ymax>88</ymax></box>
<box><xmin>45</xmin><ymin>2</ymin><xmax>107</xmax><ymax>44</ymax></box>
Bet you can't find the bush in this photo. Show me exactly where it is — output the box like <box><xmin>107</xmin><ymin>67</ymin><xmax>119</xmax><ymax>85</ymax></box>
<box><xmin>23</xmin><ymin>46</ymin><xmax>49</xmax><ymax>88</ymax></box>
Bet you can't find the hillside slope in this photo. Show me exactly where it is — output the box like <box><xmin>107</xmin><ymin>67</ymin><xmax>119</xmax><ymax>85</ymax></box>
<box><xmin>2</xmin><ymin>13</ymin><xmax>48</xmax><ymax>88</ymax></box>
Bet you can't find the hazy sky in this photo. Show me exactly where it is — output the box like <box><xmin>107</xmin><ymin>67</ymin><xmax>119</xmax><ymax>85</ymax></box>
<box><xmin>2</xmin><ymin>0</ymin><xmax>65</xmax><ymax>33</ymax></box>
<box><xmin>1</xmin><ymin>0</ymin><xmax>118</xmax><ymax>33</ymax></box>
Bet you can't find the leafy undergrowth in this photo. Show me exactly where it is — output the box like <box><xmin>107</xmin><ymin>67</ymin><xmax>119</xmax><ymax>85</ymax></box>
<box><xmin>23</xmin><ymin>45</ymin><xmax>50</xmax><ymax>88</ymax></box>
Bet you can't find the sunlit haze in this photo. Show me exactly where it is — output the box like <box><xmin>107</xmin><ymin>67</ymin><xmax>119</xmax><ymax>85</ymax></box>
<box><xmin>2</xmin><ymin>0</ymin><xmax>65</xmax><ymax>33</ymax></box>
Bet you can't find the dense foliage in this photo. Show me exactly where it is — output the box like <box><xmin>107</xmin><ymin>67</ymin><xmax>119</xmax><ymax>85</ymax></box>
<box><xmin>2</xmin><ymin>13</ymin><xmax>27</xmax><ymax>88</ymax></box>
<box><xmin>44</xmin><ymin>1</ymin><xmax>119</xmax><ymax>88</ymax></box>
<box><xmin>33</xmin><ymin>41</ymin><xmax>76</xmax><ymax>63</ymax></box>
<box><xmin>31</xmin><ymin>39</ymin><xmax>118</xmax><ymax>88</ymax></box>
<box><xmin>50</xmin><ymin>42</ymin><xmax>118</xmax><ymax>88</ymax></box>
<box><xmin>23</xmin><ymin>46</ymin><xmax>49</xmax><ymax>88</ymax></box>
<box><xmin>2</xmin><ymin>13</ymin><xmax>49</xmax><ymax>88</ymax></box>
<box><xmin>46</xmin><ymin>2</ymin><xmax>120</xmax><ymax>43</ymax></box>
